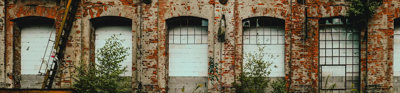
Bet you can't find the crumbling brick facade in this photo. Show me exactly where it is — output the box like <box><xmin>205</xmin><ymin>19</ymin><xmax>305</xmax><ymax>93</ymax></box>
<box><xmin>0</xmin><ymin>0</ymin><xmax>398</xmax><ymax>93</ymax></box>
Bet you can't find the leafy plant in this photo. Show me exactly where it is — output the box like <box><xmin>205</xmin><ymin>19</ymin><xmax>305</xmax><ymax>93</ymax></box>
<box><xmin>208</xmin><ymin>57</ymin><xmax>219</xmax><ymax>83</ymax></box>
<box><xmin>350</xmin><ymin>84</ymin><xmax>360</xmax><ymax>93</ymax></box>
<box><xmin>73</xmin><ymin>35</ymin><xmax>131</xmax><ymax>93</ymax></box>
<box><xmin>233</xmin><ymin>46</ymin><xmax>274</xmax><ymax>93</ymax></box>
<box><xmin>322</xmin><ymin>75</ymin><xmax>361</xmax><ymax>93</ymax></box>
<box><xmin>322</xmin><ymin>75</ymin><xmax>336</xmax><ymax>93</ymax></box>
<box><xmin>271</xmin><ymin>79</ymin><xmax>287</xmax><ymax>93</ymax></box>
<box><xmin>347</xmin><ymin>0</ymin><xmax>382</xmax><ymax>30</ymax></box>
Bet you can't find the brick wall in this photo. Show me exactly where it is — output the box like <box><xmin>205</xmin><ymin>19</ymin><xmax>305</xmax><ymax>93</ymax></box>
<box><xmin>0</xmin><ymin>0</ymin><xmax>398</xmax><ymax>92</ymax></box>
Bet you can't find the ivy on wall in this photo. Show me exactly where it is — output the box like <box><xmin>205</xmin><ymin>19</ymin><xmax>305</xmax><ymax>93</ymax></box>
<box><xmin>208</xmin><ymin>57</ymin><xmax>219</xmax><ymax>83</ymax></box>
<box><xmin>347</xmin><ymin>0</ymin><xmax>382</xmax><ymax>30</ymax></box>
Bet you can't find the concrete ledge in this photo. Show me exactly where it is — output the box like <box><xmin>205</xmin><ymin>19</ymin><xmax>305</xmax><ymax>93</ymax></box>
<box><xmin>168</xmin><ymin>76</ymin><xmax>207</xmax><ymax>93</ymax></box>
<box><xmin>21</xmin><ymin>75</ymin><xmax>45</xmax><ymax>89</ymax></box>
<box><xmin>0</xmin><ymin>89</ymin><xmax>75</xmax><ymax>93</ymax></box>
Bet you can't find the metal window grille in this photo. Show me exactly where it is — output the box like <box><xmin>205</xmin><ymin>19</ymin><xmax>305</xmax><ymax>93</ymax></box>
<box><xmin>242</xmin><ymin>17</ymin><xmax>285</xmax><ymax>77</ymax></box>
<box><xmin>319</xmin><ymin>17</ymin><xmax>360</xmax><ymax>92</ymax></box>
<box><xmin>243</xmin><ymin>17</ymin><xmax>285</xmax><ymax>45</ymax></box>
<box><xmin>168</xmin><ymin>17</ymin><xmax>208</xmax><ymax>45</ymax></box>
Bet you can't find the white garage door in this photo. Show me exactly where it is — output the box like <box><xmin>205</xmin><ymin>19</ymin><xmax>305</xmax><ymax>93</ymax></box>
<box><xmin>95</xmin><ymin>26</ymin><xmax>132</xmax><ymax>76</ymax></box>
<box><xmin>242</xmin><ymin>18</ymin><xmax>285</xmax><ymax>77</ymax></box>
<box><xmin>168</xmin><ymin>26</ymin><xmax>208</xmax><ymax>76</ymax></box>
<box><xmin>394</xmin><ymin>24</ymin><xmax>400</xmax><ymax>76</ymax></box>
<box><xmin>21</xmin><ymin>24</ymin><xmax>55</xmax><ymax>74</ymax></box>
<box><xmin>243</xmin><ymin>27</ymin><xmax>285</xmax><ymax>77</ymax></box>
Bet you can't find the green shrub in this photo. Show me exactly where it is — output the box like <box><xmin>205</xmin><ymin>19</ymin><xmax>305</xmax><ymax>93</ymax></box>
<box><xmin>271</xmin><ymin>79</ymin><xmax>286</xmax><ymax>93</ymax></box>
<box><xmin>73</xmin><ymin>35</ymin><xmax>131</xmax><ymax>93</ymax></box>
<box><xmin>233</xmin><ymin>46</ymin><xmax>274</xmax><ymax>93</ymax></box>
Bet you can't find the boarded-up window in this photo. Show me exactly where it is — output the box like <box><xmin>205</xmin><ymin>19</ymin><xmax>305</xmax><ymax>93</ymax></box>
<box><xmin>21</xmin><ymin>23</ymin><xmax>55</xmax><ymax>74</ymax></box>
<box><xmin>168</xmin><ymin>17</ymin><xmax>208</xmax><ymax>76</ymax></box>
<box><xmin>95</xmin><ymin>26</ymin><xmax>132</xmax><ymax>76</ymax></box>
<box><xmin>319</xmin><ymin>18</ymin><xmax>360</xmax><ymax>91</ymax></box>
<box><xmin>394</xmin><ymin>20</ymin><xmax>400</xmax><ymax>76</ymax></box>
<box><xmin>167</xmin><ymin>17</ymin><xmax>208</xmax><ymax>93</ymax></box>
<box><xmin>242</xmin><ymin>17</ymin><xmax>285</xmax><ymax>77</ymax></box>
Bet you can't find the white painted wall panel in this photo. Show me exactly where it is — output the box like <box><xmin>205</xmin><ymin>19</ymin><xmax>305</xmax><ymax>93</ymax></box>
<box><xmin>243</xmin><ymin>45</ymin><xmax>285</xmax><ymax>77</ymax></box>
<box><xmin>243</xmin><ymin>27</ymin><xmax>285</xmax><ymax>77</ymax></box>
<box><xmin>394</xmin><ymin>25</ymin><xmax>400</xmax><ymax>76</ymax></box>
<box><xmin>168</xmin><ymin>26</ymin><xmax>208</xmax><ymax>76</ymax></box>
<box><xmin>95</xmin><ymin>26</ymin><xmax>132</xmax><ymax>76</ymax></box>
<box><xmin>169</xmin><ymin>45</ymin><xmax>208</xmax><ymax>76</ymax></box>
<box><xmin>21</xmin><ymin>24</ymin><xmax>55</xmax><ymax>74</ymax></box>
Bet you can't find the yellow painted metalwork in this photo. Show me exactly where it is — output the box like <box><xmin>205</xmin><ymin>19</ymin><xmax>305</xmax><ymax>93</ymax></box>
<box><xmin>41</xmin><ymin>70</ymin><xmax>50</xmax><ymax>89</ymax></box>
<box><xmin>54</xmin><ymin>0</ymin><xmax>73</xmax><ymax>51</ymax></box>
<box><xmin>42</xmin><ymin>0</ymin><xmax>73</xmax><ymax>89</ymax></box>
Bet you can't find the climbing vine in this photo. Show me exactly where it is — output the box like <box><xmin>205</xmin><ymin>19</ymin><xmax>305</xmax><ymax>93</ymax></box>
<box><xmin>347</xmin><ymin>0</ymin><xmax>382</xmax><ymax>30</ymax></box>
<box><xmin>208</xmin><ymin>57</ymin><xmax>219</xmax><ymax>83</ymax></box>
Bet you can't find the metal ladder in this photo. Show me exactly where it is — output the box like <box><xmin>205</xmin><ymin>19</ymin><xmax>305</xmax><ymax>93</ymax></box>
<box><xmin>42</xmin><ymin>0</ymin><xmax>80</xmax><ymax>89</ymax></box>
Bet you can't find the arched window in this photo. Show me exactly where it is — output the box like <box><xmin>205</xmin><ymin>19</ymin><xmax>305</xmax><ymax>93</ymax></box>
<box><xmin>242</xmin><ymin>17</ymin><xmax>285</xmax><ymax>77</ymax></box>
<box><xmin>17</xmin><ymin>18</ymin><xmax>55</xmax><ymax>75</ymax></box>
<box><xmin>167</xmin><ymin>17</ymin><xmax>208</xmax><ymax>92</ymax></box>
<box><xmin>319</xmin><ymin>17</ymin><xmax>360</xmax><ymax>92</ymax></box>
<box><xmin>91</xmin><ymin>16</ymin><xmax>132</xmax><ymax>76</ymax></box>
<box><xmin>13</xmin><ymin>16</ymin><xmax>55</xmax><ymax>88</ymax></box>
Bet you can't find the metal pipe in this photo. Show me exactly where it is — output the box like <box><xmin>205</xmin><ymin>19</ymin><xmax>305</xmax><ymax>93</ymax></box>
<box><xmin>287</xmin><ymin>0</ymin><xmax>293</xmax><ymax>92</ymax></box>
<box><xmin>3</xmin><ymin>0</ymin><xmax>8</xmax><ymax>86</ymax></box>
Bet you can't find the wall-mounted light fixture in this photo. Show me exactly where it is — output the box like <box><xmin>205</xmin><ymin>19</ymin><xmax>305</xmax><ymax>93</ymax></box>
<box><xmin>142</xmin><ymin>0</ymin><xmax>152</xmax><ymax>4</ymax></box>
<box><xmin>219</xmin><ymin>0</ymin><xmax>228</xmax><ymax>5</ymax></box>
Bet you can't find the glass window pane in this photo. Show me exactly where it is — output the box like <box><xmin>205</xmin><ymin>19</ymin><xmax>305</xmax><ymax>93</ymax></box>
<box><xmin>332</xmin><ymin>57</ymin><xmax>339</xmax><ymax>64</ymax></box>
<box><xmin>194</xmin><ymin>35</ymin><xmax>201</xmax><ymax>44</ymax></box>
<box><xmin>201</xmin><ymin>35</ymin><xmax>207</xmax><ymax>44</ymax></box>
<box><xmin>250</xmin><ymin>36</ymin><xmax>257</xmax><ymax>44</ymax></box>
<box><xmin>188</xmin><ymin>35</ymin><xmax>194</xmax><ymax>44</ymax></box>
<box><xmin>173</xmin><ymin>36</ymin><xmax>180</xmax><ymax>44</ymax></box>
<box><xmin>181</xmin><ymin>35</ymin><xmax>187</xmax><ymax>43</ymax></box>
<box><xmin>320</xmin><ymin>41</ymin><xmax>326</xmax><ymax>48</ymax></box>
<box><xmin>332</xmin><ymin>41</ymin><xmax>340</xmax><ymax>48</ymax></box>
<box><xmin>188</xmin><ymin>27</ymin><xmax>195</xmax><ymax>35</ymax></box>
<box><xmin>319</xmin><ymin>18</ymin><xmax>360</xmax><ymax>91</ymax></box>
